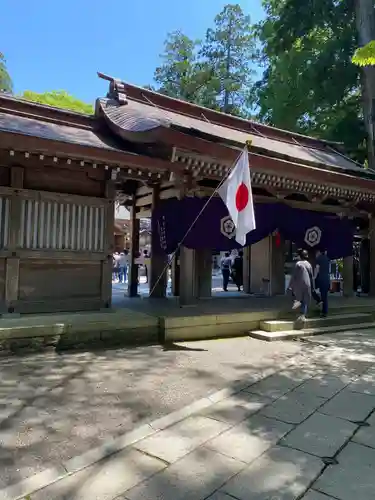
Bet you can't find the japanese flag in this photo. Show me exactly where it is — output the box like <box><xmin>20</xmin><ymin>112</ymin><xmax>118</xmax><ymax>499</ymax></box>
<box><xmin>218</xmin><ymin>148</ymin><xmax>256</xmax><ymax>246</ymax></box>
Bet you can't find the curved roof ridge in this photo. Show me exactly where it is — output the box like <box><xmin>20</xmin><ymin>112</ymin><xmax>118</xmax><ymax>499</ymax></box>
<box><xmin>97</xmin><ymin>72</ymin><xmax>343</xmax><ymax>151</ymax></box>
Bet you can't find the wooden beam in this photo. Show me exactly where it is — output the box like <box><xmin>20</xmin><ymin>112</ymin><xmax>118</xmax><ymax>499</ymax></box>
<box><xmin>136</xmin><ymin>188</ymin><xmax>180</xmax><ymax>207</ymax></box>
<box><xmin>0</xmin><ymin>131</ymin><xmax>188</xmax><ymax>175</ymax></box>
<box><xmin>160</xmin><ymin>129</ymin><xmax>375</xmax><ymax>193</ymax></box>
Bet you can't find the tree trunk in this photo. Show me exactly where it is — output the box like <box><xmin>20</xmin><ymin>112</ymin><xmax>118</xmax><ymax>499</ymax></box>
<box><xmin>356</xmin><ymin>0</ymin><xmax>375</xmax><ymax>170</ymax></box>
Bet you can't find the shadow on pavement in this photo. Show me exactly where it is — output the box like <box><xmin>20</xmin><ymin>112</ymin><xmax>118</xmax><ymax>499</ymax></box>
<box><xmin>1</xmin><ymin>328</ymin><xmax>375</xmax><ymax>499</ymax></box>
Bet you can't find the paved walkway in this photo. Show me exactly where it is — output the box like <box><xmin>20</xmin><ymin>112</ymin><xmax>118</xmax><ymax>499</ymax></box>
<box><xmin>1</xmin><ymin>329</ymin><xmax>375</xmax><ymax>499</ymax></box>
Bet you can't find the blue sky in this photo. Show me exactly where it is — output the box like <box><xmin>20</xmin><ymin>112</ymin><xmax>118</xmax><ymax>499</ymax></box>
<box><xmin>1</xmin><ymin>0</ymin><xmax>264</xmax><ymax>104</ymax></box>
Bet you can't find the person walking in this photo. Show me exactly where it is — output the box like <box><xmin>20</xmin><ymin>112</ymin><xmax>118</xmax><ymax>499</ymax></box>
<box><xmin>232</xmin><ymin>250</ymin><xmax>244</xmax><ymax>291</ymax></box>
<box><xmin>143</xmin><ymin>249</ymin><xmax>150</xmax><ymax>284</ymax></box>
<box><xmin>118</xmin><ymin>250</ymin><xmax>128</xmax><ymax>284</ymax></box>
<box><xmin>112</xmin><ymin>252</ymin><xmax>120</xmax><ymax>282</ymax></box>
<box><xmin>220</xmin><ymin>252</ymin><xmax>232</xmax><ymax>292</ymax></box>
<box><xmin>314</xmin><ymin>248</ymin><xmax>331</xmax><ymax>317</ymax></box>
<box><xmin>288</xmin><ymin>249</ymin><xmax>314</xmax><ymax>323</ymax></box>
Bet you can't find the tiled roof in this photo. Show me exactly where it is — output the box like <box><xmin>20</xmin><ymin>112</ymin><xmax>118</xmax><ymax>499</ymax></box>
<box><xmin>98</xmin><ymin>97</ymin><xmax>363</xmax><ymax>175</ymax></box>
<box><xmin>0</xmin><ymin>111</ymin><xmax>120</xmax><ymax>151</ymax></box>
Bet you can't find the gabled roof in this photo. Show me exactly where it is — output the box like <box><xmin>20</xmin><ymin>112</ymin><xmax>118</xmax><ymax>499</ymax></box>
<box><xmin>98</xmin><ymin>96</ymin><xmax>363</xmax><ymax>175</ymax></box>
<box><xmin>96</xmin><ymin>73</ymin><xmax>366</xmax><ymax>178</ymax></box>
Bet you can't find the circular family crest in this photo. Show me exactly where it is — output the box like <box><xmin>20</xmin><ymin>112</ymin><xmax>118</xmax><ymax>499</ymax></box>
<box><xmin>220</xmin><ymin>215</ymin><xmax>236</xmax><ymax>239</ymax></box>
<box><xmin>304</xmin><ymin>226</ymin><xmax>322</xmax><ymax>247</ymax></box>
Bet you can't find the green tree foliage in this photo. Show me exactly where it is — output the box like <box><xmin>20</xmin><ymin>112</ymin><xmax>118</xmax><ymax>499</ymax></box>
<box><xmin>353</xmin><ymin>41</ymin><xmax>375</xmax><ymax>66</ymax></box>
<box><xmin>21</xmin><ymin>90</ymin><xmax>94</xmax><ymax>114</ymax></box>
<box><xmin>154</xmin><ymin>31</ymin><xmax>207</xmax><ymax>102</ymax></box>
<box><xmin>153</xmin><ymin>5</ymin><xmax>255</xmax><ymax>117</ymax></box>
<box><xmin>199</xmin><ymin>4</ymin><xmax>255</xmax><ymax>115</ymax></box>
<box><xmin>253</xmin><ymin>0</ymin><xmax>366</xmax><ymax>162</ymax></box>
<box><xmin>0</xmin><ymin>52</ymin><xmax>13</xmax><ymax>93</ymax></box>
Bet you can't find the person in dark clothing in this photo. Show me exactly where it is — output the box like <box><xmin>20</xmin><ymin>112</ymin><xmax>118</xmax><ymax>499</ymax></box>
<box><xmin>221</xmin><ymin>252</ymin><xmax>232</xmax><ymax>291</ymax></box>
<box><xmin>288</xmin><ymin>249</ymin><xmax>314</xmax><ymax>322</ymax></box>
<box><xmin>232</xmin><ymin>250</ymin><xmax>244</xmax><ymax>291</ymax></box>
<box><xmin>314</xmin><ymin>248</ymin><xmax>331</xmax><ymax>317</ymax></box>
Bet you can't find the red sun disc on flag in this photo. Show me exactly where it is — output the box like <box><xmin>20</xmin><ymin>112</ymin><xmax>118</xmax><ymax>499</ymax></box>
<box><xmin>235</xmin><ymin>183</ymin><xmax>249</xmax><ymax>212</ymax></box>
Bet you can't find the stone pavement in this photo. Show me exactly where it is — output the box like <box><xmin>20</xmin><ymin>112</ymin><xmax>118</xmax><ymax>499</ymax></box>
<box><xmin>0</xmin><ymin>335</ymin><xmax>300</xmax><ymax>498</ymax></box>
<box><xmin>1</xmin><ymin>328</ymin><xmax>375</xmax><ymax>499</ymax></box>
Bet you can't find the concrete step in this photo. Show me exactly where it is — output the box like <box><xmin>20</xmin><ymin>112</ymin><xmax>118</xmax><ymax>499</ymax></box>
<box><xmin>249</xmin><ymin>321</ymin><xmax>375</xmax><ymax>342</ymax></box>
<box><xmin>260</xmin><ymin>312</ymin><xmax>373</xmax><ymax>333</ymax></box>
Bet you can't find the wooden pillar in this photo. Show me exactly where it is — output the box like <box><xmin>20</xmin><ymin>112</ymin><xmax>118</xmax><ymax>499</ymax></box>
<box><xmin>171</xmin><ymin>250</ymin><xmax>180</xmax><ymax>296</ymax></box>
<box><xmin>250</xmin><ymin>237</ymin><xmax>271</xmax><ymax>295</ymax></box>
<box><xmin>196</xmin><ymin>248</ymin><xmax>212</xmax><ymax>299</ymax></box>
<box><xmin>4</xmin><ymin>166</ymin><xmax>24</xmax><ymax>315</ymax></box>
<box><xmin>179</xmin><ymin>246</ymin><xmax>196</xmax><ymax>306</ymax></box>
<box><xmin>242</xmin><ymin>246</ymin><xmax>251</xmax><ymax>294</ymax></box>
<box><xmin>270</xmin><ymin>233</ymin><xmax>285</xmax><ymax>295</ymax></box>
<box><xmin>369</xmin><ymin>215</ymin><xmax>375</xmax><ymax>296</ymax></box>
<box><xmin>343</xmin><ymin>255</ymin><xmax>354</xmax><ymax>297</ymax></box>
<box><xmin>101</xmin><ymin>177</ymin><xmax>115</xmax><ymax>309</ymax></box>
<box><xmin>150</xmin><ymin>185</ymin><xmax>167</xmax><ymax>298</ymax></box>
<box><xmin>360</xmin><ymin>237</ymin><xmax>370</xmax><ymax>294</ymax></box>
<box><xmin>127</xmin><ymin>199</ymin><xmax>140</xmax><ymax>297</ymax></box>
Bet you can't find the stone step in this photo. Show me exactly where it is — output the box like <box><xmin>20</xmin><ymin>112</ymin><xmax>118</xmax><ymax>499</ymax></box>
<box><xmin>249</xmin><ymin>321</ymin><xmax>375</xmax><ymax>342</ymax></box>
<box><xmin>260</xmin><ymin>312</ymin><xmax>373</xmax><ymax>333</ymax></box>
<box><xmin>279</xmin><ymin>304</ymin><xmax>375</xmax><ymax>320</ymax></box>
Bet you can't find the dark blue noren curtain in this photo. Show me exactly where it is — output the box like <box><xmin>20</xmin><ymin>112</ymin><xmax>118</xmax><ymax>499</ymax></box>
<box><xmin>153</xmin><ymin>197</ymin><xmax>355</xmax><ymax>259</ymax></box>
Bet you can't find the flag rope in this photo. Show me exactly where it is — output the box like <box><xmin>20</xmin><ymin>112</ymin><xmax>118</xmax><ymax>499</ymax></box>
<box><xmin>147</xmin><ymin>147</ymin><xmax>248</xmax><ymax>301</ymax></box>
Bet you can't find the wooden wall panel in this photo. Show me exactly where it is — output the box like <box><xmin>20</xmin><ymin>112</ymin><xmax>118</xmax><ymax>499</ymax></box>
<box><xmin>24</xmin><ymin>166</ymin><xmax>104</xmax><ymax>197</ymax></box>
<box><xmin>0</xmin><ymin>258</ymin><xmax>6</xmax><ymax>301</ymax></box>
<box><xmin>18</xmin><ymin>260</ymin><xmax>102</xmax><ymax>300</ymax></box>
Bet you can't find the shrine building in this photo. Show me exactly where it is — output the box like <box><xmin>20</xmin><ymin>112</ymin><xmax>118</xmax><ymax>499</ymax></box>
<box><xmin>0</xmin><ymin>72</ymin><xmax>374</xmax><ymax>317</ymax></box>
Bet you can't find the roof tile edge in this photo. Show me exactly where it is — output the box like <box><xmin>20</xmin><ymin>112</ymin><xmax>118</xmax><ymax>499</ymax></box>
<box><xmin>97</xmin><ymin>72</ymin><xmax>344</xmax><ymax>151</ymax></box>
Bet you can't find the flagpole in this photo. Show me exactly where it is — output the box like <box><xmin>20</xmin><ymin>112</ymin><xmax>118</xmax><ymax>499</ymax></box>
<box><xmin>148</xmin><ymin>142</ymin><xmax>252</xmax><ymax>301</ymax></box>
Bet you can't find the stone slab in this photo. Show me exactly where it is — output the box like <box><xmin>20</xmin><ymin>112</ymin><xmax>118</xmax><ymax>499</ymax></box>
<box><xmin>63</xmin><ymin>423</ymin><xmax>155</xmax><ymax>473</ymax></box>
<box><xmin>249</xmin><ymin>322</ymin><xmax>375</xmax><ymax>341</ymax></box>
<box><xmin>205</xmin><ymin>414</ymin><xmax>292</xmax><ymax>463</ymax></box>
<box><xmin>164</xmin><ymin>322</ymin><xmax>259</xmax><ymax>342</ymax></box>
<box><xmin>314</xmin><ymin>442</ymin><xmax>375</xmax><ymax>500</ymax></box>
<box><xmin>302</xmin><ymin>491</ymin><xmax>336</xmax><ymax>500</ymax></box>
<box><xmin>149</xmin><ymin>397</ymin><xmax>213</xmax><ymax>431</ymax></box>
<box><xmin>260</xmin><ymin>313</ymin><xmax>372</xmax><ymax>332</ymax></box>
<box><xmin>293</xmin><ymin>375</ymin><xmax>349</xmax><ymax>399</ymax></box>
<box><xmin>0</xmin><ymin>465</ymin><xmax>67</xmax><ymax>500</ymax></box>
<box><xmin>281</xmin><ymin>411</ymin><xmax>356</xmax><ymax>457</ymax></box>
<box><xmin>201</xmin><ymin>392</ymin><xmax>272</xmax><ymax>425</ymax></box>
<box><xmin>347</xmin><ymin>370</ymin><xmax>375</xmax><ymax>396</ymax></box>
<box><xmin>243</xmin><ymin>373</ymin><xmax>303</xmax><ymax>400</ymax></box>
<box><xmin>352</xmin><ymin>411</ymin><xmax>375</xmax><ymax>449</ymax></box>
<box><xmin>11</xmin><ymin>448</ymin><xmax>166</xmax><ymax>500</ymax></box>
<box><xmin>260</xmin><ymin>391</ymin><xmax>325</xmax><ymax>424</ymax></box>
<box><xmin>123</xmin><ymin>446</ymin><xmax>244</xmax><ymax>500</ymax></box>
<box><xmin>206</xmin><ymin>492</ymin><xmax>238</xmax><ymax>500</ymax></box>
<box><xmin>319</xmin><ymin>389</ymin><xmax>375</xmax><ymax>422</ymax></box>
<box><xmin>134</xmin><ymin>415</ymin><xmax>230</xmax><ymax>463</ymax></box>
<box><xmin>221</xmin><ymin>445</ymin><xmax>324</xmax><ymax>500</ymax></box>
